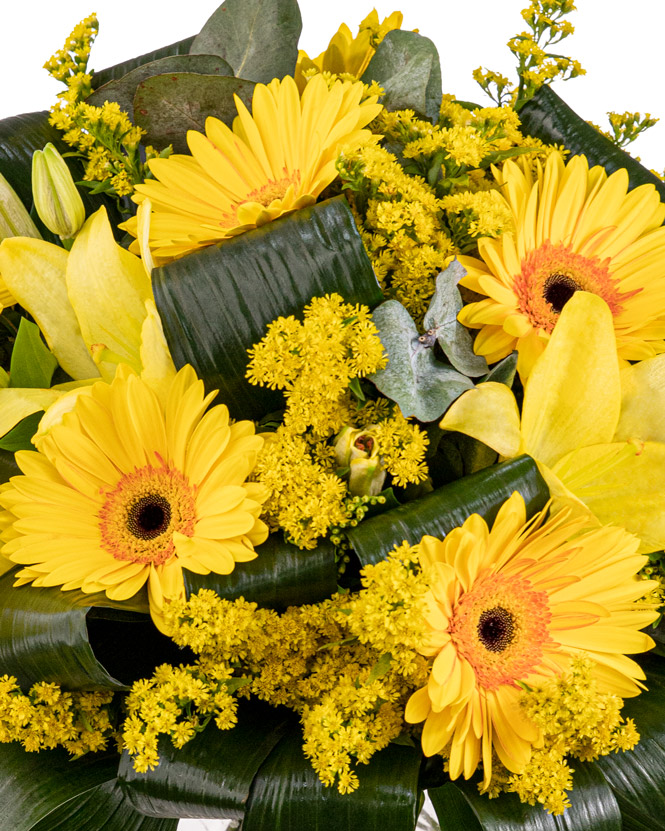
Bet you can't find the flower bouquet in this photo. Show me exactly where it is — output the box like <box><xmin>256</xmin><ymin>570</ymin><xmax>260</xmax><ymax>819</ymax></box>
<box><xmin>1</xmin><ymin>1</ymin><xmax>665</xmax><ymax>829</ymax></box>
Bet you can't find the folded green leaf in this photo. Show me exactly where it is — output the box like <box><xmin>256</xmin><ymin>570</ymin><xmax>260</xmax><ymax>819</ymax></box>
<box><xmin>423</xmin><ymin>261</ymin><xmax>488</xmax><ymax>377</ymax></box>
<box><xmin>518</xmin><ymin>86</ymin><xmax>665</xmax><ymax>203</ymax></box>
<box><xmin>154</xmin><ymin>196</ymin><xmax>383</xmax><ymax>422</ymax></box>
<box><xmin>0</xmin><ymin>411</ymin><xmax>41</xmax><ymax>452</ymax></box>
<box><xmin>369</xmin><ymin>299</ymin><xmax>474</xmax><ymax>422</ymax></box>
<box><xmin>87</xmin><ymin>55</ymin><xmax>234</xmax><ymax>123</ymax></box>
<box><xmin>9</xmin><ymin>318</ymin><xmax>57</xmax><ymax>389</ymax></box>
<box><xmin>348</xmin><ymin>455</ymin><xmax>549</xmax><ymax>566</ymax></box>
<box><xmin>119</xmin><ymin>701</ymin><xmax>292</xmax><ymax>820</ymax></box>
<box><xmin>133</xmin><ymin>74</ymin><xmax>256</xmax><ymax>154</ymax></box>
<box><xmin>191</xmin><ymin>0</ymin><xmax>302</xmax><ymax>84</ymax></box>
<box><xmin>483</xmin><ymin>352</ymin><xmax>518</xmax><ymax>386</ymax></box>
<box><xmin>91</xmin><ymin>37</ymin><xmax>196</xmax><ymax>89</ymax></box>
<box><xmin>243</xmin><ymin>729</ymin><xmax>422</xmax><ymax>830</ymax></box>
<box><xmin>184</xmin><ymin>533</ymin><xmax>338</xmax><ymax>610</ymax></box>
<box><xmin>362</xmin><ymin>30</ymin><xmax>442</xmax><ymax>123</ymax></box>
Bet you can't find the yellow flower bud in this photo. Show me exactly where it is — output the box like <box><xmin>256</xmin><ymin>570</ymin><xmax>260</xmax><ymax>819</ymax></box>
<box><xmin>334</xmin><ymin>424</ymin><xmax>386</xmax><ymax>496</ymax></box>
<box><xmin>348</xmin><ymin>456</ymin><xmax>386</xmax><ymax>497</ymax></box>
<box><xmin>0</xmin><ymin>171</ymin><xmax>41</xmax><ymax>241</ymax></box>
<box><xmin>32</xmin><ymin>143</ymin><xmax>85</xmax><ymax>239</ymax></box>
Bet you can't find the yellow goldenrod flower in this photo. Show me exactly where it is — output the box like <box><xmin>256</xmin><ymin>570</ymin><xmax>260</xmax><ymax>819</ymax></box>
<box><xmin>294</xmin><ymin>10</ymin><xmax>403</xmax><ymax>89</ymax></box>
<box><xmin>31</xmin><ymin>143</ymin><xmax>85</xmax><ymax>240</ymax></box>
<box><xmin>121</xmin><ymin>75</ymin><xmax>382</xmax><ymax>263</ymax></box>
<box><xmin>405</xmin><ymin>491</ymin><xmax>658</xmax><ymax>790</ymax></box>
<box><xmin>0</xmin><ymin>365</ymin><xmax>269</xmax><ymax>633</ymax></box>
<box><xmin>457</xmin><ymin>152</ymin><xmax>665</xmax><ymax>379</ymax></box>
<box><xmin>441</xmin><ymin>291</ymin><xmax>665</xmax><ymax>552</ymax></box>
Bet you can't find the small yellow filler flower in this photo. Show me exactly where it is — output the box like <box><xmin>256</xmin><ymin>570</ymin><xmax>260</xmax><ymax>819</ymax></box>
<box><xmin>405</xmin><ymin>492</ymin><xmax>658</xmax><ymax>789</ymax></box>
<box><xmin>457</xmin><ymin>151</ymin><xmax>665</xmax><ymax>379</ymax></box>
<box><xmin>121</xmin><ymin>74</ymin><xmax>382</xmax><ymax>263</ymax></box>
<box><xmin>0</xmin><ymin>365</ymin><xmax>268</xmax><ymax>633</ymax></box>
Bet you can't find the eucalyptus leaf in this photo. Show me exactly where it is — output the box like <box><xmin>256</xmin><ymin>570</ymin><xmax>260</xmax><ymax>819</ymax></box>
<box><xmin>191</xmin><ymin>0</ymin><xmax>302</xmax><ymax>84</ymax></box>
<box><xmin>9</xmin><ymin>318</ymin><xmax>57</xmax><ymax>389</ymax></box>
<box><xmin>153</xmin><ymin>196</ymin><xmax>383</xmax><ymax>422</ymax></box>
<box><xmin>119</xmin><ymin>701</ymin><xmax>292</xmax><ymax>820</ymax></box>
<box><xmin>518</xmin><ymin>85</ymin><xmax>665</xmax><ymax>202</ymax></box>
<box><xmin>483</xmin><ymin>352</ymin><xmax>518</xmax><ymax>386</ymax></box>
<box><xmin>423</xmin><ymin>261</ymin><xmax>488</xmax><ymax>377</ymax></box>
<box><xmin>133</xmin><ymin>74</ymin><xmax>256</xmax><ymax>154</ymax></box>
<box><xmin>0</xmin><ymin>742</ymin><xmax>119</xmax><ymax>831</ymax></box>
<box><xmin>87</xmin><ymin>55</ymin><xmax>234</xmax><ymax>122</ymax></box>
<box><xmin>347</xmin><ymin>455</ymin><xmax>548</xmax><ymax>566</ymax></box>
<box><xmin>91</xmin><ymin>37</ymin><xmax>196</xmax><ymax>89</ymax></box>
<box><xmin>184</xmin><ymin>533</ymin><xmax>338</xmax><ymax>610</ymax></box>
<box><xmin>369</xmin><ymin>299</ymin><xmax>474</xmax><ymax>422</ymax></box>
<box><xmin>362</xmin><ymin>30</ymin><xmax>442</xmax><ymax>123</ymax></box>
<box><xmin>243</xmin><ymin>729</ymin><xmax>422</xmax><ymax>830</ymax></box>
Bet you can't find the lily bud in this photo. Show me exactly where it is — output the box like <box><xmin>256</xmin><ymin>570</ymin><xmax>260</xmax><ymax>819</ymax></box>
<box><xmin>32</xmin><ymin>143</ymin><xmax>85</xmax><ymax>239</ymax></box>
<box><xmin>334</xmin><ymin>424</ymin><xmax>386</xmax><ymax>496</ymax></box>
<box><xmin>348</xmin><ymin>456</ymin><xmax>386</xmax><ymax>497</ymax></box>
<box><xmin>0</xmin><ymin>171</ymin><xmax>41</xmax><ymax>241</ymax></box>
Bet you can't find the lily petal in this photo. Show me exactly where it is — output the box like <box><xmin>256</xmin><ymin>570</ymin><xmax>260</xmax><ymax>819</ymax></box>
<box><xmin>439</xmin><ymin>382</ymin><xmax>521</xmax><ymax>457</ymax></box>
<box><xmin>615</xmin><ymin>353</ymin><xmax>665</xmax><ymax>443</ymax></box>
<box><xmin>0</xmin><ymin>388</ymin><xmax>62</xmax><ymax>438</ymax></box>
<box><xmin>521</xmin><ymin>292</ymin><xmax>621</xmax><ymax>468</ymax></box>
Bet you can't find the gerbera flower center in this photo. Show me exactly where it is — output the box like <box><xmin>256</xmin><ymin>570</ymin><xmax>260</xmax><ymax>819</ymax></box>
<box><xmin>513</xmin><ymin>240</ymin><xmax>637</xmax><ymax>333</ymax></box>
<box><xmin>450</xmin><ymin>571</ymin><xmax>553</xmax><ymax>690</ymax></box>
<box><xmin>245</xmin><ymin>171</ymin><xmax>301</xmax><ymax>207</ymax></box>
<box><xmin>99</xmin><ymin>459</ymin><xmax>197</xmax><ymax>566</ymax></box>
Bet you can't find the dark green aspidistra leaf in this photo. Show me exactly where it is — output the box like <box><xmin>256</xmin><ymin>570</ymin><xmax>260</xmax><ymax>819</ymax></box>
<box><xmin>519</xmin><ymin>85</ymin><xmax>665</xmax><ymax>203</ymax></box>
<box><xmin>190</xmin><ymin>0</ymin><xmax>302</xmax><ymax>84</ymax></box>
<box><xmin>87</xmin><ymin>55</ymin><xmax>234</xmax><ymax>123</ymax></box>
<box><xmin>362</xmin><ymin>30</ymin><xmax>443</xmax><ymax>123</ymax></box>
<box><xmin>348</xmin><ymin>455</ymin><xmax>549</xmax><ymax>566</ymax></box>
<box><xmin>133</xmin><ymin>74</ymin><xmax>256</xmax><ymax>154</ymax></box>
<box><xmin>9</xmin><ymin>318</ymin><xmax>57</xmax><ymax>389</ymax></box>
<box><xmin>153</xmin><ymin>196</ymin><xmax>383</xmax><ymax>422</ymax></box>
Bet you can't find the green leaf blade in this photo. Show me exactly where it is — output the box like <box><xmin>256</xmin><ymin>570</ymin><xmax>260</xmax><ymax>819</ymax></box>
<box><xmin>9</xmin><ymin>318</ymin><xmax>58</xmax><ymax>389</ymax></box>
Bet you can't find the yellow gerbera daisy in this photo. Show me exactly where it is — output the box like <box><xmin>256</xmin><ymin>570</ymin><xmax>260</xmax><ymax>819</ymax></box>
<box><xmin>457</xmin><ymin>151</ymin><xmax>665</xmax><ymax>379</ymax></box>
<box><xmin>121</xmin><ymin>75</ymin><xmax>382</xmax><ymax>263</ymax></box>
<box><xmin>294</xmin><ymin>10</ymin><xmax>403</xmax><ymax>90</ymax></box>
<box><xmin>404</xmin><ymin>492</ymin><xmax>657</xmax><ymax>788</ymax></box>
<box><xmin>0</xmin><ymin>365</ymin><xmax>268</xmax><ymax>633</ymax></box>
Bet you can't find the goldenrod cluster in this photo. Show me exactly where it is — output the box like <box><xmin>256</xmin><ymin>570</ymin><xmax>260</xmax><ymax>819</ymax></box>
<box><xmin>368</xmin><ymin>411</ymin><xmax>429</xmax><ymax>487</ymax></box>
<box><xmin>0</xmin><ymin>675</ymin><xmax>116</xmax><ymax>756</ymax></box>
<box><xmin>475</xmin><ymin>0</ymin><xmax>584</xmax><ymax>106</ymax></box>
<box><xmin>596</xmin><ymin>111</ymin><xmax>660</xmax><ymax>150</ymax></box>
<box><xmin>126</xmin><ymin>556</ymin><xmax>431</xmax><ymax>792</ymax></box>
<box><xmin>488</xmin><ymin>658</ymin><xmax>640</xmax><ymax>814</ymax></box>
<box><xmin>45</xmin><ymin>14</ymin><xmax>158</xmax><ymax>200</ymax></box>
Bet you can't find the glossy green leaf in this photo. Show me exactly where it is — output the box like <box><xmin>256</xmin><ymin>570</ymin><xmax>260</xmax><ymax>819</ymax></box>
<box><xmin>87</xmin><ymin>55</ymin><xmax>233</xmax><ymax>122</ymax></box>
<box><xmin>153</xmin><ymin>196</ymin><xmax>383</xmax><ymax>421</ymax></box>
<box><xmin>434</xmin><ymin>762</ymin><xmax>621</xmax><ymax>831</ymax></box>
<box><xmin>31</xmin><ymin>780</ymin><xmax>177</xmax><ymax>831</ymax></box>
<box><xmin>185</xmin><ymin>533</ymin><xmax>337</xmax><ymax>610</ymax></box>
<box><xmin>133</xmin><ymin>74</ymin><xmax>256</xmax><ymax>154</ymax></box>
<box><xmin>0</xmin><ymin>742</ymin><xmax>119</xmax><ymax>831</ymax></box>
<box><xmin>348</xmin><ymin>455</ymin><xmax>549</xmax><ymax>566</ymax></box>
<box><xmin>119</xmin><ymin>701</ymin><xmax>292</xmax><ymax>820</ymax></box>
<box><xmin>362</xmin><ymin>30</ymin><xmax>442</xmax><ymax>123</ymax></box>
<box><xmin>423</xmin><ymin>261</ymin><xmax>488</xmax><ymax>377</ymax></box>
<box><xmin>9</xmin><ymin>318</ymin><xmax>57</xmax><ymax>389</ymax></box>
<box><xmin>369</xmin><ymin>299</ymin><xmax>474</xmax><ymax>422</ymax></box>
<box><xmin>91</xmin><ymin>37</ymin><xmax>196</xmax><ymax>89</ymax></box>
<box><xmin>518</xmin><ymin>86</ymin><xmax>665</xmax><ymax>202</ymax></box>
<box><xmin>484</xmin><ymin>352</ymin><xmax>518</xmax><ymax>386</ymax></box>
<box><xmin>428</xmin><ymin>783</ymin><xmax>482</xmax><ymax>831</ymax></box>
<box><xmin>0</xmin><ymin>411</ymin><xmax>41</xmax><ymax>452</ymax></box>
<box><xmin>595</xmin><ymin>654</ymin><xmax>665</xmax><ymax>830</ymax></box>
<box><xmin>0</xmin><ymin>570</ymin><xmax>184</xmax><ymax>690</ymax></box>
<box><xmin>243</xmin><ymin>729</ymin><xmax>422</xmax><ymax>830</ymax></box>
<box><xmin>190</xmin><ymin>0</ymin><xmax>302</xmax><ymax>84</ymax></box>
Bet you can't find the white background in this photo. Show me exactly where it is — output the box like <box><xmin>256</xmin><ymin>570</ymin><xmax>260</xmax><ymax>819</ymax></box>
<box><xmin>2</xmin><ymin>2</ymin><xmax>663</xmax><ymax>828</ymax></box>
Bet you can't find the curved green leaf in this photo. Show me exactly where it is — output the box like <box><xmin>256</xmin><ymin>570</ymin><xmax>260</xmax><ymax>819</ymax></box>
<box><xmin>31</xmin><ymin>780</ymin><xmax>177</xmax><ymax>831</ymax></box>
<box><xmin>133</xmin><ymin>74</ymin><xmax>256</xmax><ymax>154</ymax></box>
<box><xmin>0</xmin><ymin>411</ymin><xmax>42</xmax><ymax>452</ymax></box>
<box><xmin>243</xmin><ymin>729</ymin><xmax>422</xmax><ymax>830</ymax></box>
<box><xmin>153</xmin><ymin>195</ymin><xmax>384</xmax><ymax>421</ymax></box>
<box><xmin>347</xmin><ymin>455</ymin><xmax>549</xmax><ymax>566</ymax></box>
<box><xmin>0</xmin><ymin>742</ymin><xmax>119</xmax><ymax>831</ymax></box>
<box><xmin>518</xmin><ymin>86</ymin><xmax>665</xmax><ymax>202</ymax></box>
<box><xmin>0</xmin><ymin>570</ymin><xmax>184</xmax><ymax>690</ymax></box>
<box><xmin>190</xmin><ymin>0</ymin><xmax>302</xmax><ymax>84</ymax></box>
<box><xmin>432</xmin><ymin>762</ymin><xmax>621</xmax><ymax>830</ymax></box>
<box><xmin>362</xmin><ymin>30</ymin><xmax>442</xmax><ymax>123</ymax></box>
<box><xmin>0</xmin><ymin>447</ymin><xmax>20</xmax><ymax>482</ymax></box>
<box><xmin>595</xmin><ymin>654</ymin><xmax>665</xmax><ymax>831</ymax></box>
<box><xmin>119</xmin><ymin>701</ymin><xmax>292</xmax><ymax>820</ymax></box>
<box><xmin>91</xmin><ymin>37</ymin><xmax>196</xmax><ymax>89</ymax></box>
<box><xmin>184</xmin><ymin>533</ymin><xmax>338</xmax><ymax>610</ymax></box>
<box><xmin>87</xmin><ymin>55</ymin><xmax>234</xmax><ymax>123</ymax></box>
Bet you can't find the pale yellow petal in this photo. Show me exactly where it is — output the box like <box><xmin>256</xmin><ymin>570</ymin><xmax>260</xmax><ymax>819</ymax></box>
<box><xmin>439</xmin><ymin>382</ymin><xmax>521</xmax><ymax>458</ymax></box>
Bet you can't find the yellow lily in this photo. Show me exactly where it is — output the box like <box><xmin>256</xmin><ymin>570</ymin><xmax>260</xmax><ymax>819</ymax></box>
<box><xmin>0</xmin><ymin>206</ymin><xmax>175</xmax><ymax>437</ymax></box>
<box><xmin>440</xmin><ymin>291</ymin><xmax>665</xmax><ymax>552</ymax></box>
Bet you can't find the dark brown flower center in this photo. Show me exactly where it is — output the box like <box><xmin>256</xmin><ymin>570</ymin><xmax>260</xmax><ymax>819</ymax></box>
<box><xmin>126</xmin><ymin>494</ymin><xmax>172</xmax><ymax>540</ymax></box>
<box><xmin>543</xmin><ymin>273</ymin><xmax>583</xmax><ymax>313</ymax></box>
<box><xmin>477</xmin><ymin>606</ymin><xmax>516</xmax><ymax>653</ymax></box>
